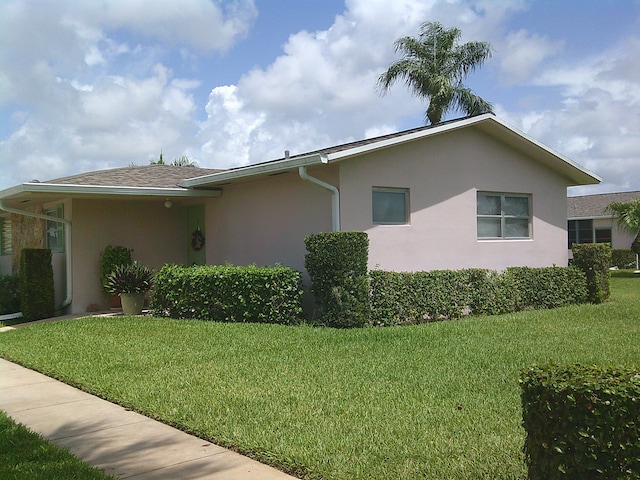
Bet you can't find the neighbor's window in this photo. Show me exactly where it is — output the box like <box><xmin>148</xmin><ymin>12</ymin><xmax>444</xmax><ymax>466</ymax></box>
<box><xmin>372</xmin><ymin>187</ymin><xmax>409</xmax><ymax>224</ymax></box>
<box><xmin>567</xmin><ymin>219</ymin><xmax>611</xmax><ymax>248</ymax></box>
<box><xmin>477</xmin><ymin>192</ymin><xmax>530</xmax><ymax>239</ymax></box>
<box><xmin>46</xmin><ymin>204</ymin><xmax>65</xmax><ymax>253</ymax></box>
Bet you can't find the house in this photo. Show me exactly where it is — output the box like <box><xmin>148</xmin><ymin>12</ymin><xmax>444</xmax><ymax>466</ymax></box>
<box><xmin>567</xmin><ymin>190</ymin><xmax>640</xmax><ymax>250</ymax></box>
<box><xmin>0</xmin><ymin>114</ymin><xmax>600</xmax><ymax>316</ymax></box>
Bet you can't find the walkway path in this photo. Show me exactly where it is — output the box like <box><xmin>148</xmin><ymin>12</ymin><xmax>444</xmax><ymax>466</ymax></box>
<box><xmin>0</xmin><ymin>358</ymin><xmax>298</xmax><ymax>479</ymax></box>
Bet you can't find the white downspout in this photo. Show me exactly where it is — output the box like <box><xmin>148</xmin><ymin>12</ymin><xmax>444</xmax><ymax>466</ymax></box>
<box><xmin>0</xmin><ymin>200</ymin><xmax>72</xmax><ymax>315</ymax></box>
<box><xmin>299</xmin><ymin>165</ymin><xmax>340</xmax><ymax>232</ymax></box>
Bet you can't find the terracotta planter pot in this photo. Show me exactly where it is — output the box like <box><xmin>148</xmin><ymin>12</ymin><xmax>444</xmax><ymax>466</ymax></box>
<box><xmin>109</xmin><ymin>294</ymin><xmax>122</xmax><ymax>310</ymax></box>
<box><xmin>120</xmin><ymin>293</ymin><xmax>145</xmax><ymax>315</ymax></box>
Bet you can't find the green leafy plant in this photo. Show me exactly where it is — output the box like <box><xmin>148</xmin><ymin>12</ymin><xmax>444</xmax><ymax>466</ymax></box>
<box><xmin>521</xmin><ymin>364</ymin><xmax>640</xmax><ymax>479</ymax></box>
<box><xmin>99</xmin><ymin>245</ymin><xmax>133</xmax><ymax>293</ymax></box>
<box><xmin>106</xmin><ymin>263</ymin><xmax>154</xmax><ymax>295</ymax></box>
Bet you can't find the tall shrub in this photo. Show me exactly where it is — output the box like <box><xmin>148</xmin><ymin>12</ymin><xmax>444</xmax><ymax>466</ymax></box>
<box><xmin>571</xmin><ymin>243</ymin><xmax>611</xmax><ymax>303</ymax></box>
<box><xmin>20</xmin><ymin>248</ymin><xmax>55</xmax><ymax>321</ymax></box>
<box><xmin>304</xmin><ymin>231</ymin><xmax>370</xmax><ymax>328</ymax></box>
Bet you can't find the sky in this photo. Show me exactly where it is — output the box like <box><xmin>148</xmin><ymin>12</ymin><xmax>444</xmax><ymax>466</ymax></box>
<box><xmin>1</xmin><ymin>0</ymin><xmax>639</xmax><ymax>196</ymax></box>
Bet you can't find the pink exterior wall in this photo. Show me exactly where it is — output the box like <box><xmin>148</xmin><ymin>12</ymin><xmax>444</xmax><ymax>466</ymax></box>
<box><xmin>70</xmin><ymin>198</ymin><xmax>189</xmax><ymax>313</ymax></box>
<box><xmin>205</xmin><ymin>167</ymin><xmax>335</xmax><ymax>273</ymax></box>
<box><xmin>339</xmin><ymin>127</ymin><xmax>570</xmax><ymax>272</ymax></box>
<box><xmin>592</xmin><ymin>217</ymin><xmax>635</xmax><ymax>250</ymax></box>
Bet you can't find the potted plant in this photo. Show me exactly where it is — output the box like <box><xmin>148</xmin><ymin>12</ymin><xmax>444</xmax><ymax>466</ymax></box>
<box><xmin>99</xmin><ymin>245</ymin><xmax>133</xmax><ymax>309</ymax></box>
<box><xmin>106</xmin><ymin>263</ymin><xmax>154</xmax><ymax>315</ymax></box>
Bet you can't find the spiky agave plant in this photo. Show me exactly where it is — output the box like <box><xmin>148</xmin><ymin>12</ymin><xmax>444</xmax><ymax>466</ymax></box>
<box><xmin>106</xmin><ymin>263</ymin><xmax>154</xmax><ymax>295</ymax></box>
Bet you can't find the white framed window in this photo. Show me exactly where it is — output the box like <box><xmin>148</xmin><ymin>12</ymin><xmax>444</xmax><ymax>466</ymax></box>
<box><xmin>372</xmin><ymin>187</ymin><xmax>409</xmax><ymax>225</ymax></box>
<box><xmin>46</xmin><ymin>204</ymin><xmax>65</xmax><ymax>253</ymax></box>
<box><xmin>477</xmin><ymin>192</ymin><xmax>530</xmax><ymax>239</ymax></box>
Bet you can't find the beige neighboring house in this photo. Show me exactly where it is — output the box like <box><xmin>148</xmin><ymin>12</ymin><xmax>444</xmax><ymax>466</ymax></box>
<box><xmin>567</xmin><ymin>190</ymin><xmax>640</xmax><ymax>250</ymax></box>
<box><xmin>0</xmin><ymin>114</ymin><xmax>600</xmax><ymax>316</ymax></box>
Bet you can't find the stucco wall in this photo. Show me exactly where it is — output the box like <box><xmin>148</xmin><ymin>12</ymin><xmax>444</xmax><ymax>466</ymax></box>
<box><xmin>71</xmin><ymin>198</ymin><xmax>188</xmax><ymax>313</ymax></box>
<box><xmin>340</xmin><ymin>127</ymin><xmax>570</xmax><ymax>271</ymax></box>
<box><xmin>206</xmin><ymin>168</ymin><xmax>335</xmax><ymax>273</ymax></box>
<box><xmin>591</xmin><ymin>217</ymin><xmax>635</xmax><ymax>250</ymax></box>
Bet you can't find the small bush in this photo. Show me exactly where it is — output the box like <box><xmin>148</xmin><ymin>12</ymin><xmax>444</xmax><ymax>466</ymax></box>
<box><xmin>521</xmin><ymin>364</ymin><xmax>640</xmax><ymax>479</ymax></box>
<box><xmin>151</xmin><ymin>264</ymin><xmax>303</xmax><ymax>325</ymax></box>
<box><xmin>611</xmin><ymin>249</ymin><xmax>637</xmax><ymax>269</ymax></box>
<box><xmin>304</xmin><ymin>231</ymin><xmax>370</xmax><ymax>328</ymax></box>
<box><xmin>19</xmin><ymin>249</ymin><xmax>55</xmax><ymax>321</ymax></box>
<box><xmin>572</xmin><ymin>243</ymin><xmax>611</xmax><ymax>303</ymax></box>
<box><xmin>0</xmin><ymin>275</ymin><xmax>20</xmax><ymax>315</ymax></box>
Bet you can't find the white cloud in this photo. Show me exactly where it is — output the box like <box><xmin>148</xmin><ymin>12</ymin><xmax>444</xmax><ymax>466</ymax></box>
<box><xmin>498</xmin><ymin>29</ymin><xmax>564</xmax><ymax>84</ymax></box>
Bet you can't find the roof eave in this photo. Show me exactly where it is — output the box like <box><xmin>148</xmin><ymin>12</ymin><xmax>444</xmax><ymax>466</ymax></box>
<box><xmin>0</xmin><ymin>182</ymin><xmax>222</xmax><ymax>200</ymax></box>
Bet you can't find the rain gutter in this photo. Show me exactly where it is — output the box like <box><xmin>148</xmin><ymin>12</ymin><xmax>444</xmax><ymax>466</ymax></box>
<box><xmin>299</xmin><ymin>158</ymin><xmax>340</xmax><ymax>232</ymax></box>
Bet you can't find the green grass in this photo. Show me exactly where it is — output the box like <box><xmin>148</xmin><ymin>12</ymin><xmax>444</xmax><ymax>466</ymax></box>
<box><xmin>0</xmin><ymin>273</ymin><xmax>638</xmax><ymax>479</ymax></box>
<box><xmin>0</xmin><ymin>411</ymin><xmax>115</xmax><ymax>480</ymax></box>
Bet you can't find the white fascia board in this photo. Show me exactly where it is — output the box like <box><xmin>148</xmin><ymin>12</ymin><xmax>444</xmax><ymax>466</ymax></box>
<box><xmin>182</xmin><ymin>153</ymin><xmax>327</xmax><ymax>188</ymax></box>
<box><xmin>325</xmin><ymin>114</ymin><xmax>493</xmax><ymax>162</ymax></box>
<box><xmin>0</xmin><ymin>183</ymin><xmax>222</xmax><ymax>199</ymax></box>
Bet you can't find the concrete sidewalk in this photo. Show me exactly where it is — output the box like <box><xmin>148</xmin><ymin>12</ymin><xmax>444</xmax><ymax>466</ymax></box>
<box><xmin>0</xmin><ymin>358</ymin><xmax>298</xmax><ymax>479</ymax></box>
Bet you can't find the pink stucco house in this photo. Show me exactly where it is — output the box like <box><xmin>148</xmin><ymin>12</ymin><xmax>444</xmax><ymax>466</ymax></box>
<box><xmin>0</xmin><ymin>114</ymin><xmax>600</xmax><ymax>315</ymax></box>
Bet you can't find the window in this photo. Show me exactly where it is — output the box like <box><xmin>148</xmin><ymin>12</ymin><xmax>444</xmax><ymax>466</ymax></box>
<box><xmin>1</xmin><ymin>217</ymin><xmax>11</xmax><ymax>255</ymax></box>
<box><xmin>567</xmin><ymin>219</ymin><xmax>611</xmax><ymax>247</ymax></box>
<box><xmin>477</xmin><ymin>192</ymin><xmax>530</xmax><ymax>239</ymax></box>
<box><xmin>46</xmin><ymin>204</ymin><xmax>65</xmax><ymax>253</ymax></box>
<box><xmin>372</xmin><ymin>187</ymin><xmax>409</xmax><ymax>225</ymax></box>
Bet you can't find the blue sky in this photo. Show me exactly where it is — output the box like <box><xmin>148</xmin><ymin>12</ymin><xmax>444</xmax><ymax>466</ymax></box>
<box><xmin>1</xmin><ymin>0</ymin><xmax>639</xmax><ymax>195</ymax></box>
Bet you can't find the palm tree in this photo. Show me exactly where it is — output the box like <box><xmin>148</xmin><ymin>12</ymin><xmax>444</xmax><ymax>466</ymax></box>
<box><xmin>377</xmin><ymin>21</ymin><xmax>493</xmax><ymax>125</ymax></box>
<box><xmin>606</xmin><ymin>200</ymin><xmax>640</xmax><ymax>255</ymax></box>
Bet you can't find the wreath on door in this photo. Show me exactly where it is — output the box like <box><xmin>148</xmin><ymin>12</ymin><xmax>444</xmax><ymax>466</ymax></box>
<box><xmin>191</xmin><ymin>229</ymin><xmax>205</xmax><ymax>251</ymax></box>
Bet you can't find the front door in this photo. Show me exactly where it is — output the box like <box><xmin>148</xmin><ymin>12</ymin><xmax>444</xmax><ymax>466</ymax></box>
<box><xmin>187</xmin><ymin>205</ymin><xmax>206</xmax><ymax>266</ymax></box>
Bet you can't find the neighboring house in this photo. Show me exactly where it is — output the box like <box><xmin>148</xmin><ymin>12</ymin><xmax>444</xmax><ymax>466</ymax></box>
<box><xmin>0</xmin><ymin>114</ymin><xmax>600</xmax><ymax>315</ymax></box>
<box><xmin>567</xmin><ymin>190</ymin><xmax>640</xmax><ymax>250</ymax></box>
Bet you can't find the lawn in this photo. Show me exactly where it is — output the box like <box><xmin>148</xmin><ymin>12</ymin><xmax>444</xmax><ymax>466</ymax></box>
<box><xmin>0</xmin><ymin>273</ymin><xmax>638</xmax><ymax>479</ymax></box>
<box><xmin>0</xmin><ymin>410</ymin><xmax>115</xmax><ymax>480</ymax></box>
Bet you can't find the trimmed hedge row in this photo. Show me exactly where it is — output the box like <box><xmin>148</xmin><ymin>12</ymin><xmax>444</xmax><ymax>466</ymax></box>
<box><xmin>304</xmin><ymin>231</ymin><xmax>370</xmax><ymax>328</ymax></box>
<box><xmin>150</xmin><ymin>264</ymin><xmax>303</xmax><ymax>324</ymax></box>
<box><xmin>19</xmin><ymin>249</ymin><xmax>55</xmax><ymax>321</ymax></box>
<box><xmin>521</xmin><ymin>364</ymin><xmax>640</xmax><ymax>479</ymax></box>
<box><xmin>0</xmin><ymin>274</ymin><xmax>20</xmax><ymax>315</ymax></box>
<box><xmin>369</xmin><ymin>266</ymin><xmax>588</xmax><ymax>327</ymax></box>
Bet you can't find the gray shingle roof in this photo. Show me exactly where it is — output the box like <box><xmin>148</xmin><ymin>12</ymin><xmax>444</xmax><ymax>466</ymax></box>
<box><xmin>567</xmin><ymin>191</ymin><xmax>640</xmax><ymax>218</ymax></box>
<box><xmin>44</xmin><ymin>165</ymin><xmax>223</xmax><ymax>189</ymax></box>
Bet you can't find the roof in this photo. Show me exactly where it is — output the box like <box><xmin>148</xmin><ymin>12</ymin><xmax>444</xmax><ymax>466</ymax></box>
<box><xmin>567</xmin><ymin>190</ymin><xmax>640</xmax><ymax>219</ymax></box>
<box><xmin>0</xmin><ymin>165</ymin><xmax>224</xmax><ymax>209</ymax></box>
<box><xmin>182</xmin><ymin>113</ymin><xmax>601</xmax><ymax>189</ymax></box>
<box><xmin>45</xmin><ymin>165</ymin><xmax>223</xmax><ymax>188</ymax></box>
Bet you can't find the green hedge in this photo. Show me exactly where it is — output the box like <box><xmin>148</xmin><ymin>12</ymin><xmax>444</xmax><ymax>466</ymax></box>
<box><xmin>369</xmin><ymin>266</ymin><xmax>587</xmax><ymax>327</ymax></box>
<box><xmin>19</xmin><ymin>249</ymin><xmax>55</xmax><ymax>321</ymax></box>
<box><xmin>505</xmin><ymin>266</ymin><xmax>588</xmax><ymax>311</ymax></box>
<box><xmin>572</xmin><ymin>243</ymin><xmax>611</xmax><ymax>303</ymax></box>
<box><xmin>612</xmin><ymin>248</ymin><xmax>637</xmax><ymax>269</ymax></box>
<box><xmin>304</xmin><ymin>231</ymin><xmax>370</xmax><ymax>328</ymax></box>
<box><xmin>521</xmin><ymin>364</ymin><xmax>640</xmax><ymax>479</ymax></box>
<box><xmin>0</xmin><ymin>275</ymin><xmax>20</xmax><ymax>315</ymax></box>
<box><xmin>150</xmin><ymin>264</ymin><xmax>303</xmax><ymax>324</ymax></box>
